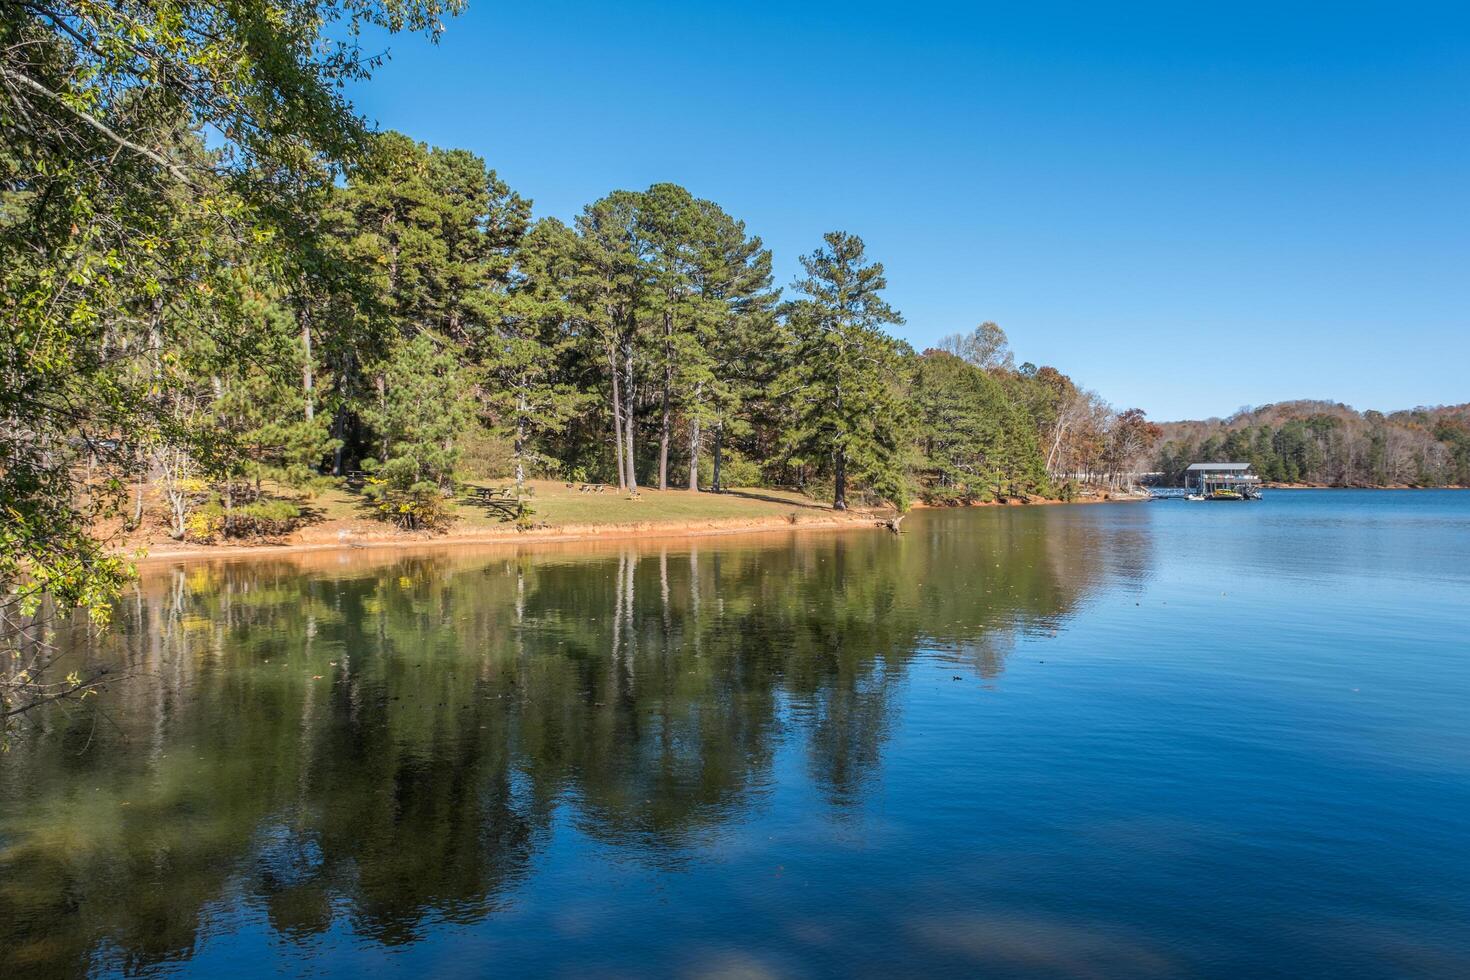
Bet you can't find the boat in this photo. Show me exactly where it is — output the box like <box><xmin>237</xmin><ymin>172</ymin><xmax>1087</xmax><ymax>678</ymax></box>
<box><xmin>1185</xmin><ymin>462</ymin><xmax>1261</xmax><ymax>502</ymax></box>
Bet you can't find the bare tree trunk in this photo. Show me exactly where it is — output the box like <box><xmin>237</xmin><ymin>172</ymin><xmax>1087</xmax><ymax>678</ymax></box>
<box><xmin>610</xmin><ymin>342</ymin><xmax>626</xmax><ymax>490</ymax></box>
<box><xmin>1047</xmin><ymin>417</ymin><xmax>1066</xmax><ymax>473</ymax></box>
<box><xmin>659</xmin><ymin>313</ymin><xmax>672</xmax><ymax>490</ymax></box>
<box><xmin>623</xmin><ymin>343</ymin><xmax>638</xmax><ymax>492</ymax></box>
<box><xmin>375</xmin><ymin>374</ymin><xmax>388</xmax><ymax>461</ymax></box>
<box><xmin>658</xmin><ymin>388</ymin><xmax>671</xmax><ymax>490</ymax></box>
<box><xmin>514</xmin><ymin>390</ymin><xmax>527</xmax><ymax>495</ymax></box>
<box><xmin>331</xmin><ymin>408</ymin><xmax>346</xmax><ymax>476</ymax></box>
<box><xmin>712</xmin><ymin>425</ymin><xmax>723</xmax><ymax>493</ymax></box>
<box><xmin>688</xmin><ymin>414</ymin><xmax>700</xmax><ymax>491</ymax></box>
<box><xmin>132</xmin><ymin>445</ymin><xmax>146</xmax><ymax>528</ymax></box>
<box><xmin>833</xmin><ymin>450</ymin><xmax>848</xmax><ymax>511</ymax></box>
<box><xmin>832</xmin><ymin>382</ymin><xmax>847</xmax><ymax>510</ymax></box>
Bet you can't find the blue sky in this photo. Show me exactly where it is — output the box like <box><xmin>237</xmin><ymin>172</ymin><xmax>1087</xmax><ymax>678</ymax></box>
<box><xmin>348</xmin><ymin>1</ymin><xmax>1468</xmax><ymax>420</ymax></box>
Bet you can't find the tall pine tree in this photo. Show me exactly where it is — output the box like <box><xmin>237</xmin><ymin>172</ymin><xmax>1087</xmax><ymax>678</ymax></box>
<box><xmin>776</xmin><ymin>232</ymin><xmax>910</xmax><ymax>510</ymax></box>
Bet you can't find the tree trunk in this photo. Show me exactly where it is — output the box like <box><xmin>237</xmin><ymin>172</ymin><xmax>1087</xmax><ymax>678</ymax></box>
<box><xmin>833</xmin><ymin>381</ymin><xmax>847</xmax><ymax>510</ymax></box>
<box><xmin>1046</xmin><ymin>417</ymin><xmax>1066</xmax><ymax>473</ymax></box>
<box><xmin>658</xmin><ymin>310</ymin><xmax>673</xmax><ymax>490</ymax></box>
<box><xmin>132</xmin><ymin>445</ymin><xmax>146</xmax><ymax>528</ymax></box>
<box><xmin>658</xmin><ymin>311</ymin><xmax>672</xmax><ymax>489</ymax></box>
<box><xmin>331</xmin><ymin>408</ymin><xmax>346</xmax><ymax>476</ymax></box>
<box><xmin>375</xmin><ymin>374</ymin><xmax>388</xmax><ymax>460</ymax></box>
<box><xmin>623</xmin><ymin>343</ymin><xmax>638</xmax><ymax>492</ymax></box>
<box><xmin>514</xmin><ymin>390</ymin><xmax>527</xmax><ymax>495</ymax></box>
<box><xmin>301</xmin><ymin>314</ymin><xmax>314</xmax><ymax>422</ymax></box>
<box><xmin>610</xmin><ymin>342</ymin><xmax>626</xmax><ymax>490</ymax></box>
<box><xmin>658</xmin><ymin>389</ymin><xmax>671</xmax><ymax>490</ymax></box>
<box><xmin>688</xmin><ymin>414</ymin><xmax>700</xmax><ymax>491</ymax></box>
<box><xmin>712</xmin><ymin>424</ymin><xmax>723</xmax><ymax>493</ymax></box>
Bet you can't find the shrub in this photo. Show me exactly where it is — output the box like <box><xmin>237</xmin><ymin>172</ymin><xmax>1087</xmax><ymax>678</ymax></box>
<box><xmin>184</xmin><ymin>497</ymin><xmax>303</xmax><ymax>540</ymax></box>
<box><xmin>362</xmin><ymin>478</ymin><xmax>453</xmax><ymax>531</ymax></box>
<box><xmin>185</xmin><ymin>507</ymin><xmax>224</xmax><ymax>542</ymax></box>
<box><xmin>699</xmin><ymin>447</ymin><xmax>763</xmax><ymax>489</ymax></box>
<box><xmin>230</xmin><ymin>500</ymin><xmax>302</xmax><ymax>537</ymax></box>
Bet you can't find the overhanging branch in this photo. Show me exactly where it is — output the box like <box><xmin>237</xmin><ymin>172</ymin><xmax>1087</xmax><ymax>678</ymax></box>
<box><xmin>0</xmin><ymin>64</ymin><xmax>192</xmax><ymax>184</ymax></box>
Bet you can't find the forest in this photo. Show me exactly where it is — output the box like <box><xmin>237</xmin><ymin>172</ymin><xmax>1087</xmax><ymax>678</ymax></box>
<box><xmin>1</xmin><ymin>0</ymin><xmax>1162</xmax><ymax>633</ymax></box>
<box><xmin>1154</xmin><ymin>401</ymin><xmax>1470</xmax><ymax>487</ymax></box>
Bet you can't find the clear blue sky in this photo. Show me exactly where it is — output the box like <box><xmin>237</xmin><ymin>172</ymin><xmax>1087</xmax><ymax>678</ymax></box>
<box><xmin>348</xmin><ymin>1</ymin><xmax>1468</xmax><ymax>420</ymax></box>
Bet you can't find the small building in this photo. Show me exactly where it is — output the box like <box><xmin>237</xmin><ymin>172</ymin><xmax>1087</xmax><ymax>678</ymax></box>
<box><xmin>1185</xmin><ymin>462</ymin><xmax>1260</xmax><ymax>498</ymax></box>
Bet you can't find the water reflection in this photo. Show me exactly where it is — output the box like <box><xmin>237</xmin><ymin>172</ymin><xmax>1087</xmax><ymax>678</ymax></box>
<box><xmin>0</xmin><ymin>512</ymin><xmax>1139</xmax><ymax>976</ymax></box>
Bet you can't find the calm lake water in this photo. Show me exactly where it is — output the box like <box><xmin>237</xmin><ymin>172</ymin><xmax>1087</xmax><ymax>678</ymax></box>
<box><xmin>3</xmin><ymin>490</ymin><xmax>1468</xmax><ymax>978</ymax></box>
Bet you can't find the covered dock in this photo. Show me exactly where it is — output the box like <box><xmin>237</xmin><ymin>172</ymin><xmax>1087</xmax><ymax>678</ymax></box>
<box><xmin>1185</xmin><ymin>462</ymin><xmax>1261</xmax><ymax>499</ymax></box>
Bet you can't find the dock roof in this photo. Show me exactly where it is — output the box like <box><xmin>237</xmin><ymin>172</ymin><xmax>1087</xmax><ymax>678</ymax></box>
<box><xmin>1185</xmin><ymin>462</ymin><xmax>1253</xmax><ymax>471</ymax></box>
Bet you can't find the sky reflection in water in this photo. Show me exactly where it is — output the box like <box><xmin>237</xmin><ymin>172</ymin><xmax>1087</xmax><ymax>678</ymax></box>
<box><xmin>2</xmin><ymin>490</ymin><xmax>1468</xmax><ymax>978</ymax></box>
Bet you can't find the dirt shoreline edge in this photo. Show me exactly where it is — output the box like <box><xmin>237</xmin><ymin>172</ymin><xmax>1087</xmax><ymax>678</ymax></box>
<box><xmin>128</xmin><ymin>514</ymin><xmax>880</xmax><ymax>565</ymax></box>
<box><xmin>125</xmin><ymin>495</ymin><xmax>1148</xmax><ymax>566</ymax></box>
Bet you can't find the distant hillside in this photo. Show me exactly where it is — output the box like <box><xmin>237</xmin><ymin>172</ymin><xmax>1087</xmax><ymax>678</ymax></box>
<box><xmin>1154</xmin><ymin>401</ymin><xmax>1470</xmax><ymax>487</ymax></box>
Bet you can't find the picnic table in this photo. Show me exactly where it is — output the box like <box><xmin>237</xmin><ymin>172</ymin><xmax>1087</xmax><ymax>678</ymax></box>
<box><xmin>468</xmin><ymin>485</ymin><xmax>527</xmax><ymax>521</ymax></box>
<box><xmin>481</xmin><ymin>499</ymin><xmax>524</xmax><ymax>519</ymax></box>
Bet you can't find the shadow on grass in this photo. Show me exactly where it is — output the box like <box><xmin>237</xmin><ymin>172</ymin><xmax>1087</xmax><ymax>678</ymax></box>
<box><xmin>718</xmin><ymin>488</ymin><xmax>832</xmax><ymax>511</ymax></box>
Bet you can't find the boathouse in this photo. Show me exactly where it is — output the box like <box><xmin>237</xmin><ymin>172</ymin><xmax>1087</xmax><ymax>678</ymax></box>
<box><xmin>1185</xmin><ymin>462</ymin><xmax>1260</xmax><ymax>497</ymax></box>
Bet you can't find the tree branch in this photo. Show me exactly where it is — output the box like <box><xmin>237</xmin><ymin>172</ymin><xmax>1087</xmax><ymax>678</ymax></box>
<box><xmin>0</xmin><ymin>64</ymin><xmax>192</xmax><ymax>184</ymax></box>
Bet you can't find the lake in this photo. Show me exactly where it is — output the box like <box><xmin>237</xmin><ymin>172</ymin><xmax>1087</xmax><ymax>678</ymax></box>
<box><xmin>3</xmin><ymin>490</ymin><xmax>1468</xmax><ymax>978</ymax></box>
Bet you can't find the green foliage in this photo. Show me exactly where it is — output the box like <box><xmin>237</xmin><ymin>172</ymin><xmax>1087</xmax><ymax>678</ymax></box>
<box><xmin>5</xmin><ymin>0</ymin><xmax>1260</xmax><ymax>756</ymax></box>
<box><xmin>360</xmin><ymin>334</ymin><xmax>474</xmax><ymax>496</ymax></box>
<box><xmin>775</xmin><ymin>232</ymin><xmax>912</xmax><ymax>510</ymax></box>
<box><xmin>0</xmin><ymin>0</ymin><xmax>463</xmax><ymax>720</ymax></box>
<box><xmin>191</xmin><ymin>498</ymin><xmax>304</xmax><ymax>541</ymax></box>
<box><xmin>912</xmin><ymin>351</ymin><xmax>1049</xmax><ymax>502</ymax></box>
<box><xmin>1155</xmin><ymin>402</ymin><xmax>1470</xmax><ymax>487</ymax></box>
<box><xmin>453</xmin><ymin>427</ymin><xmax>517</xmax><ymax>481</ymax></box>
<box><xmin>361</xmin><ymin>477</ymin><xmax>454</xmax><ymax>531</ymax></box>
<box><xmin>698</xmin><ymin>446</ymin><xmax>762</xmax><ymax>489</ymax></box>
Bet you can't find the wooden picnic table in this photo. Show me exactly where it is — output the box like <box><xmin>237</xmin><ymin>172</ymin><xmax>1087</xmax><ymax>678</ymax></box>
<box><xmin>481</xmin><ymin>499</ymin><xmax>523</xmax><ymax>519</ymax></box>
<box><xmin>466</xmin><ymin>485</ymin><xmax>526</xmax><ymax>521</ymax></box>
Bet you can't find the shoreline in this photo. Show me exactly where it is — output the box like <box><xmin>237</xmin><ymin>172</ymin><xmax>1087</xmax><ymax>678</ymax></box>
<box><xmin>127</xmin><ymin>512</ymin><xmax>883</xmax><ymax>566</ymax></box>
<box><xmin>122</xmin><ymin>494</ymin><xmax>1148</xmax><ymax>566</ymax></box>
<box><xmin>1261</xmin><ymin>483</ymin><xmax>1468</xmax><ymax>490</ymax></box>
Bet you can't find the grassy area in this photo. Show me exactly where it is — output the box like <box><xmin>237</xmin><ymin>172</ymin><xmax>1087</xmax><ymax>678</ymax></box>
<box><xmin>303</xmin><ymin>479</ymin><xmax>839</xmax><ymax>530</ymax></box>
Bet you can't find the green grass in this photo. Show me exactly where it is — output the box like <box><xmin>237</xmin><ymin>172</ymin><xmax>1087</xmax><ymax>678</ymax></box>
<box><xmin>298</xmin><ymin>480</ymin><xmax>837</xmax><ymax>530</ymax></box>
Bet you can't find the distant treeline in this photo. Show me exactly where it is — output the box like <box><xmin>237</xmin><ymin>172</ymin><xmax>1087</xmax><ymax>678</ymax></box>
<box><xmin>1155</xmin><ymin>401</ymin><xmax>1470</xmax><ymax>486</ymax></box>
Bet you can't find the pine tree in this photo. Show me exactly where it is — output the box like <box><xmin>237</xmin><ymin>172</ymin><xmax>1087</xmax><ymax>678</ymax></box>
<box><xmin>776</xmin><ymin>233</ymin><xmax>911</xmax><ymax>510</ymax></box>
<box><xmin>490</xmin><ymin>219</ymin><xmax>594</xmax><ymax>494</ymax></box>
<box><xmin>690</xmin><ymin>200</ymin><xmax>779</xmax><ymax>492</ymax></box>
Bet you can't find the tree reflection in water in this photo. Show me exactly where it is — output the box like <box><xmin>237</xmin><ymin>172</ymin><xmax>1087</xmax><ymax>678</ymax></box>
<box><xmin>0</xmin><ymin>510</ymin><xmax>1138</xmax><ymax>976</ymax></box>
